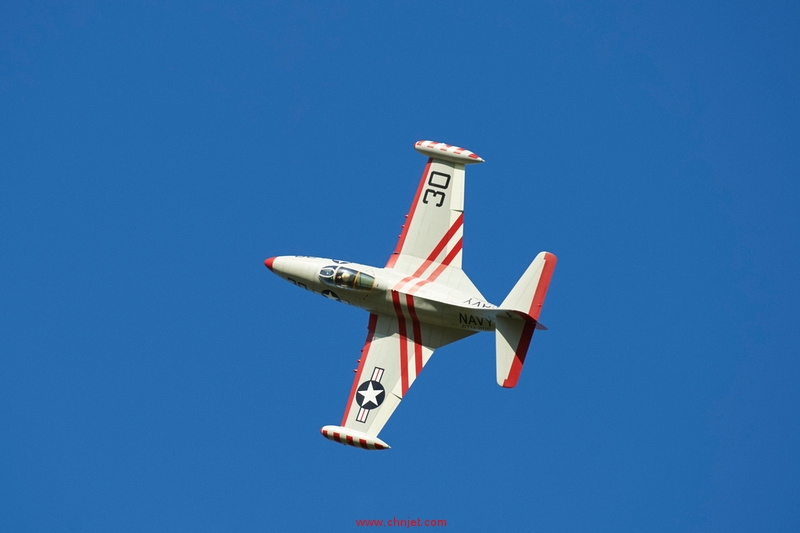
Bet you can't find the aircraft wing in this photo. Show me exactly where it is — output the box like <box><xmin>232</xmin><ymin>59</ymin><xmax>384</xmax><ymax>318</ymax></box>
<box><xmin>386</xmin><ymin>141</ymin><xmax>484</xmax><ymax>278</ymax></box>
<box><xmin>322</xmin><ymin>300</ymin><xmax>473</xmax><ymax>449</ymax></box>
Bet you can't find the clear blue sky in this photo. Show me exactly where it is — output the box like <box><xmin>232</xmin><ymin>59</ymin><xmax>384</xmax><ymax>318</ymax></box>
<box><xmin>2</xmin><ymin>2</ymin><xmax>799</xmax><ymax>531</ymax></box>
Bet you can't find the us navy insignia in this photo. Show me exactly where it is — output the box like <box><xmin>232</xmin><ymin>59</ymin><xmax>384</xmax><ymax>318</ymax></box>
<box><xmin>321</xmin><ymin>289</ymin><xmax>340</xmax><ymax>301</ymax></box>
<box><xmin>356</xmin><ymin>367</ymin><xmax>385</xmax><ymax>423</ymax></box>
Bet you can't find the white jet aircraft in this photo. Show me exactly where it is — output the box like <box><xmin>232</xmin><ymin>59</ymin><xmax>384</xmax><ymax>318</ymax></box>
<box><xmin>265</xmin><ymin>140</ymin><xmax>556</xmax><ymax>450</ymax></box>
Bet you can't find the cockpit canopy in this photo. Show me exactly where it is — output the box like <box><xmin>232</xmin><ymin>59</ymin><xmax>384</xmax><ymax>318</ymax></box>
<box><xmin>319</xmin><ymin>265</ymin><xmax>375</xmax><ymax>291</ymax></box>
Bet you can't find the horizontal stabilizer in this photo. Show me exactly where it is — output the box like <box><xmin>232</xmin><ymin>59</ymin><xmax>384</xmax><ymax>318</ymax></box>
<box><xmin>320</xmin><ymin>425</ymin><xmax>391</xmax><ymax>450</ymax></box>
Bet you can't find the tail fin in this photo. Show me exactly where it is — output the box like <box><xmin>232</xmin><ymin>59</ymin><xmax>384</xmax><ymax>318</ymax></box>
<box><xmin>495</xmin><ymin>252</ymin><xmax>557</xmax><ymax>388</ymax></box>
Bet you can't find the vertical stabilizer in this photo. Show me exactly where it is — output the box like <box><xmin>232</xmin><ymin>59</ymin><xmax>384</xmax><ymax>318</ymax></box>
<box><xmin>496</xmin><ymin>252</ymin><xmax>556</xmax><ymax>387</ymax></box>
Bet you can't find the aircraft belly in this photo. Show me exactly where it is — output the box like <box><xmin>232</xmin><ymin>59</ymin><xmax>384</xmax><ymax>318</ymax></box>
<box><xmin>389</xmin><ymin>293</ymin><xmax>498</xmax><ymax>333</ymax></box>
<box><xmin>335</xmin><ymin>288</ymin><xmax>496</xmax><ymax>333</ymax></box>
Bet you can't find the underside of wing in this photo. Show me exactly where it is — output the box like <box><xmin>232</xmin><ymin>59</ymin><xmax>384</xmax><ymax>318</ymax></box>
<box><xmin>386</xmin><ymin>141</ymin><xmax>483</xmax><ymax>277</ymax></box>
<box><xmin>322</xmin><ymin>304</ymin><xmax>473</xmax><ymax>449</ymax></box>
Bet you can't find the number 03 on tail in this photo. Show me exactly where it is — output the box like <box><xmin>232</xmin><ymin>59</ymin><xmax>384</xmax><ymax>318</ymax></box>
<box><xmin>264</xmin><ymin>140</ymin><xmax>556</xmax><ymax>450</ymax></box>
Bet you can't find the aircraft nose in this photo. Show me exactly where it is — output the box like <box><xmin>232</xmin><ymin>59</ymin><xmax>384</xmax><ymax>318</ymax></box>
<box><xmin>264</xmin><ymin>257</ymin><xmax>276</xmax><ymax>272</ymax></box>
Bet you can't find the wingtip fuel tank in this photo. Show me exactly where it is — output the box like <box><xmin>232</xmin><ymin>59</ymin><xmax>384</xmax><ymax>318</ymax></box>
<box><xmin>414</xmin><ymin>140</ymin><xmax>484</xmax><ymax>164</ymax></box>
<box><xmin>320</xmin><ymin>425</ymin><xmax>391</xmax><ymax>450</ymax></box>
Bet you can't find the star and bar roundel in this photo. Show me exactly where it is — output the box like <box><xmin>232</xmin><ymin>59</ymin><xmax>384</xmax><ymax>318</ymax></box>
<box><xmin>356</xmin><ymin>367</ymin><xmax>385</xmax><ymax>423</ymax></box>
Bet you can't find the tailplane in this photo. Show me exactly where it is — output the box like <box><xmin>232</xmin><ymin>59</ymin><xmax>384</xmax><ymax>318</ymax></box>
<box><xmin>495</xmin><ymin>252</ymin><xmax>556</xmax><ymax>387</ymax></box>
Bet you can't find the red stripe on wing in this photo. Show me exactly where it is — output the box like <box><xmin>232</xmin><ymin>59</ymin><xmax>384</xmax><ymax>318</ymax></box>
<box><xmin>403</xmin><ymin>232</ymin><xmax>464</xmax><ymax>295</ymax></box>
<box><xmin>386</xmin><ymin>159</ymin><xmax>433</xmax><ymax>268</ymax></box>
<box><xmin>392</xmin><ymin>291</ymin><xmax>410</xmax><ymax>396</ymax></box>
<box><xmin>341</xmin><ymin>313</ymin><xmax>379</xmax><ymax>426</ymax></box>
<box><xmin>405</xmin><ymin>294</ymin><xmax>424</xmax><ymax>378</ymax></box>
<box><xmin>411</xmin><ymin>213</ymin><xmax>464</xmax><ymax>278</ymax></box>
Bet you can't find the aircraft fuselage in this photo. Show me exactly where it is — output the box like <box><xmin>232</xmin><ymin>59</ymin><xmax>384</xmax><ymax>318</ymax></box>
<box><xmin>265</xmin><ymin>255</ymin><xmax>500</xmax><ymax>333</ymax></box>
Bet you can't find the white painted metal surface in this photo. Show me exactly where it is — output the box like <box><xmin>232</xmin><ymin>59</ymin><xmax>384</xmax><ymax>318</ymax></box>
<box><xmin>264</xmin><ymin>141</ymin><xmax>556</xmax><ymax>449</ymax></box>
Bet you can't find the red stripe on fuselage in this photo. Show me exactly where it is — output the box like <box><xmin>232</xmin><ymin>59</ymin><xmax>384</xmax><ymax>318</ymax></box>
<box><xmin>341</xmin><ymin>313</ymin><xmax>379</xmax><ymax>426</ymax></box>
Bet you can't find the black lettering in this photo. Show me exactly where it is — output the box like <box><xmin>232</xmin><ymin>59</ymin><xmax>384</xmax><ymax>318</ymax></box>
<box><xmin>422</xmin><ymin>189</ymin><xmax>446</xmax><ymax>207</ymax></box>
<box><xmin>427</xmin><ymin>171</ymin><xmax>451</xmax><ymax>189</ymax></box>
